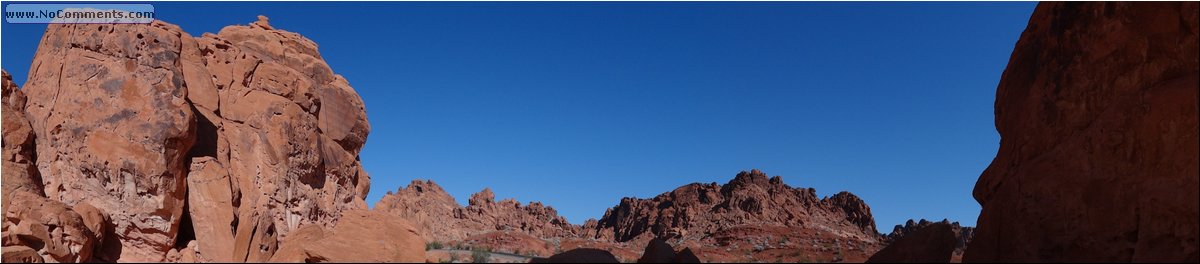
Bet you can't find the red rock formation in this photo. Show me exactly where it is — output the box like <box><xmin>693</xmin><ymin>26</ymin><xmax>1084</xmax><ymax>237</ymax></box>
<box><xmin>187</xmin><ymin>16</ymin><xmax>373</xmax><ymax>257</ymax></box>
<box><xmin>378</xmin><ymin>170</ymin><xmax>881</xmax><ymax>263</ymax></box>
<box><xmin>374</xmin><ymin>180</ymin><xmax>579</xmax><ymax>243</ymax></box>
<box><xmin>19</xmin><ymin>21</ymin><xmax>198</xmax><ymax>262</ymax></box>
<box><xmin>967</xmin><ymin>2</ymin><xmax>1199</xmax><ymax>262</ymax></box>
<box><xmin>1</xmin><ymin>15</ymin><xmax>415</xmax><ymax>262</ymax></box>
<box><xmin>459</xmin><ymin>231</ymin><xmax>556</xmax><ymax>257</ymax></box>
<box><xmin>1</xmin><ymin>246</ymin><xmax>43</xmax><ymax>263</ymax></box>
<box><xmin>1</xmin><ymin>70</ymin><xmax>42</xmax><ymax>200</ymax></box>
<box><xmin>587</xmin><ymin>170</ymin><xmax>879</xmax><ymax>244</ymax></box>
<box><xmin>269</xmin><ymin>210</ymin><xmax>425</xmax><ymax>263</ymax></box>
<box><xmin>1</xmin><ymin>191</ymin><xmax>100</xmax><ymax>263</ymax></box>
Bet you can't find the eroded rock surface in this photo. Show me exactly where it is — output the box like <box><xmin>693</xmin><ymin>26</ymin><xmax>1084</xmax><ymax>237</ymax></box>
<box><xmin>967</xmin><ymin>2</ymin><xmax>1199</xmax><ymax>262</ymax></box>
<box><xmin>3</xmin><ymin>15</ymin><xmax>377</xmax><ymax>262</ymax></box>
<box><xmin>20</xmin><ymin>21</ymin><xmax>198</xmax><ymax>262</ymax></box>
<box><xmin>1</xmin><ymin>70</ymin><xmax>42</xmax><ymax>200</ymax></box>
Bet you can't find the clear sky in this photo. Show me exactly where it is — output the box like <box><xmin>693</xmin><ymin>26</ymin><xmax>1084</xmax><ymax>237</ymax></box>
<box><xmin>2</xmin><ymin>2</ymin><xmax>1036</xmax><ymax>231</ymax></box>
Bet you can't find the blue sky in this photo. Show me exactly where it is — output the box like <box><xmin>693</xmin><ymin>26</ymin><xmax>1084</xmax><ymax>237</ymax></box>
<box><xmin>2</xmin><ymin>2</ymin><xmax>1036</xmax><ymax>231</ymax></box>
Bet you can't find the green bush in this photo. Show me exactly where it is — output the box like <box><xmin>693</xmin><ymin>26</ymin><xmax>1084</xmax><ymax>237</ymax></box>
<box><xmin>426</xmin><ymin>241</ymin><xmax>444</xmax><ymax>250</ymax></box>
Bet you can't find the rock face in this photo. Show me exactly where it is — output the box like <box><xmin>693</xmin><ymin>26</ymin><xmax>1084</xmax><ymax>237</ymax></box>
<box><xmin>374</xmin><ymin>180</ymin><xmax>579</xmax><ymax>243</ymax></box>
<box><xmin>1</xmin><ymin>246</ymin><xmax>43</xmax><ymax>263</ymax></box>
<box><xmin>869</xmin><ymin>220</ymin><xmax>966</xmax><ymax>263</ymax></box>
<box><xmin>185</xmin><ymin>16</ymin><xmax>373</xmax><ymax>262</ymax></box>
<box><xmin>1</xmin><ymin>70</ymin><xmax>42</xmax><ymax>200</ymax></box>
<box><xmin>967</xmin><ymin>2</ymin><xmax>1199</xmax><ymax>262</ymax></box>
<box><xmin>19</xmin><ymin>21</ymin><xmax>198</xmax><ymax>262</ymax></box>
<box><xmin>269</xmin><ymin>210</ymin><xmax>425</xmax><ymax>263</ymax></box>
<box><xmin>2</xmin><ymin>15</ymin><xmax>388</xmax><ymax>262</ymax></box>
<box><xmin>586</xmin><ymin>169</ymin><xmax>878</xmax><ymax>243</ymax></box>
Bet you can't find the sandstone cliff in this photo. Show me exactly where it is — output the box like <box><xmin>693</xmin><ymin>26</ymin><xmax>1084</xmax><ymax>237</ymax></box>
<box><xmin>968</xmin><ymin>2</ymin><xmax>1199</xmax><ymax>262</ymax></box>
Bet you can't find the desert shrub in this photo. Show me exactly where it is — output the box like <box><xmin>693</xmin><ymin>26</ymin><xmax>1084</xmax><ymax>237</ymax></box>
<box><xmin>427</xmin><ymin>241</ymin><xmax>444</xmax><ymax>250</ymax></box>
<box><xmin>471</xmin><ymin>249</ymin><xmax>491</xmax><ymax>263</ymax></box>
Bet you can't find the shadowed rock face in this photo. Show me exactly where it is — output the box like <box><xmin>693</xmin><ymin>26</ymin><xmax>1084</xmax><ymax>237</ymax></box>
<box><xmin>1</xmin><ymin>15</ymin><xmax>404</xmax><ymax>262</ymax></box>
<box><xmin>869</xmin><ymin>219</ymin><xmax>973</xmax><ymax>263</ymax></box>
<box><xmin>586</xmin><ymin>169</ymin><xmax>878</xmax><ymax>243</ymax></box>
<box><xmin>530</xmin><ymin>248</ymin><xmax>621</xmax><ymax>263</ymax></box>
<box><xmin>884</xmin><ymin>219</ymin><xmax>974</xmax><ymax>261</ymax></box>
<box><xmin>967</xmin><ymin>2</ymin><xmax>1199</xmax><ymax>262</ymax></box>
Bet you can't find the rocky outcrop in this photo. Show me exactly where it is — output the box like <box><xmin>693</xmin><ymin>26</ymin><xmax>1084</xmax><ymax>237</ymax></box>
<box><xmin>20</xmin><ymin>21</ymin><xmax>198</xmax><ymax>262</ymax></box>
<box><xmin>636</xmin><ymin>238</ymin><xmax>700</xmax><ymax>263</ymax></box>
<box><xmin>269</xmin><ymin>210</ymin><xmax>425</xmax><ymax>263</ymax></box>
<box><xmin>586</xmin><ymin>169</ymin><xmax>879</xmax><ymax>243</ymax></box>
<box><xmin>967</xmin><ymin>2</ymin><xmax>1199</xmax><ymax>262</ymax></box>
<box><xmin>2</xmin><ymin>15</ymin><xmax>390</xmax><ymax>262</ymax></box>
<box><xmin>374</xmin><ymin>180</ymin><xmax>579</xmax><ymax>243</ymax></box>
<box><xmin>184</xmin><ymin>17</ymin><xmax>373</xmax><ymax>262</ymax></box>
<box><xmin>1</xmin><ymin>191</ymin><xmax>100</xmax><ymax>263</ymax></box>
<box><xmin>885</xmin><ymin>219</ymin><xmax>974</xmax><ymax>261</ymax></box>
<box><xmin>869</xmin><ymin>220</ymin><xmax>968</xmax><ymax>263</ymax></box>
<box><xmin>1</xmin><ymin>246</ymin><xmax>43</xmax><ymax>263</ymax></box>
<box><xmin>1</xmin><ymin>70</ymin><xmax>42</xmax><ymax>200</ymax></box>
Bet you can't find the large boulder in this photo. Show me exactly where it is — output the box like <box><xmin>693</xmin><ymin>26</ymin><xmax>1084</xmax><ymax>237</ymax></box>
<box><xmin>1</xmin><ymin>246</ymin><xmax>44</xmax><ymax>263</ymax></box>
<box><xmin>184</xmin><ymin>157</ymin><xmax>236</xmax><ymax>262</ymax></box>
<box><xmin>269</xmin><ymin>210</ymin><xmax>425</xmax><ymax>263</ymax></box>
<box><xmin>967</xmin><ymin>2</ymin><xmax>1199</xmax><ymax>262</ymax></box>
<box><xmin>635</xmin><ymin>238</ymin><xmax>701</xmax><ymax>263</ymax></box>
<box><xmin>19</xmin><ymin>21</ymin><xmax>198</xmax><ymax>262</ymax></box>
<box><xmin>636</xmin><ymin>238</ymin><xmax>675</xmax><ymax>263</ymax></box>
<box><xmin>0</xmin><ymin>191</ymin><xmax>99</xmax><ymax>263</ymax></box>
